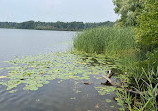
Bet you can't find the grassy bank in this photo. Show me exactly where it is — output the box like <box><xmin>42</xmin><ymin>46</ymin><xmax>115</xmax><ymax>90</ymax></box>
<box><xmin>73</xmin><ymin>26</ymin><xmax>158</xmax><ymax>110</ymax></box>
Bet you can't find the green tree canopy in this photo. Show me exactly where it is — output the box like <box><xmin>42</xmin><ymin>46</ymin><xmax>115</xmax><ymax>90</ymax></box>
<box><xmin>136</xmin><ymin>0</ymin><xmax>158</xmax><ymax>51</ymax></box>
<box><xmin>113</xmin><ymin>0</ymin><xmax>142</xmax><ymax>26</ymax></box>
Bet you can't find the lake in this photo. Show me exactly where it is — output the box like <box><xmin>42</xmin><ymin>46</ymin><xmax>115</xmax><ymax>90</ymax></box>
<box><xmin>0</xmin><ymin>29</ymin><xmax>119</xmax><ymax>111</ymax></box>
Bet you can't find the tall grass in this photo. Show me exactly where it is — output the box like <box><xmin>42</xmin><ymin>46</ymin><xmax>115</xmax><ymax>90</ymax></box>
<box><xmin>73</xmin><ymin>26</ymin><xmax>137</xmax><ymax>72</ymax></box>
<box><xmin>74</xmin><ymin>27</ymin><xmax>135</xmax><ymax>55</ymax></box>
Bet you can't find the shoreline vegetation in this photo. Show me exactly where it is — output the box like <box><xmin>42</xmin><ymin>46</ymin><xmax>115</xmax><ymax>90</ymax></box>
<box><xmin>73</xmin><ymin>26</ymin><xmax>157</xmax><ymax>110</ymax></box>
<box><xmin>0</xmin><ymin>21</ymin><xmax>114</xmax><ymax>31</ymax></box>
<box><xmin>0</xmin><ymin>0</ymin><xmax>157</xmax><ymax>111</ymax></box>
<box><xmin>73</xmin><ymin>0</ymin><xmax>158</xmax><ymax>110</ymax></box>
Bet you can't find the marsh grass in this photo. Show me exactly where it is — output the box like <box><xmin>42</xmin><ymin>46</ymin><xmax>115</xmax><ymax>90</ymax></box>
<box><xmin>74</xmin><ymin>27</ymin><xmax>135</xmax><ymax>55</ymax></box>
<box><xmin>73</xmin><ymin>27</ymin><xmax>137</xmax><ymax>72</ymax></box>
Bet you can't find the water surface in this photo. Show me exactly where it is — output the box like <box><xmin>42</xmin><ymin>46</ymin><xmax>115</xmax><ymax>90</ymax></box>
<box><xmin>0</xmin><ymin>29</ymin><xmax>119</xmax><ymax>111</ymax></box>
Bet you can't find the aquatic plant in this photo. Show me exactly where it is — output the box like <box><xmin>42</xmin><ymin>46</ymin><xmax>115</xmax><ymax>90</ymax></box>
<box><xmin>73</xmin><ymin>27</ymin><xmax>135</xmax><ymax>56</ymax></box>
<box><xmin>0</xmin><ymin>52</ymin><xmax>116</xmax><ymax>94</ymax></box>
<box><xmin>95</xmin><ymin>86</ymin><xmax>115</xmax><ymax>95</ymax></box>
<box><xmin>73</xmin><ymin>26</ymin><xmax>137</xmax><ymax>73</ymax></box>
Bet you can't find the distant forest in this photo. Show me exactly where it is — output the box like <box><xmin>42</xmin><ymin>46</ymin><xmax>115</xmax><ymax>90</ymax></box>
<box><xmin>0</xmin><ymin>21</ymin><xmax>114</xmax><ymax>31</ymax></box>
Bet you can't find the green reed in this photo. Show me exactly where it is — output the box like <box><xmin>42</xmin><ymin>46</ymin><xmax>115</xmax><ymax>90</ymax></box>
<box><xmin>73</xmin><ymin>26</ymin><xmax>137</xmax><ymax>72</ymax></box>
<box><xmin>74</xmin><ymin>27</ymin><xmax>135</xmax><ymax>55</ymax></box>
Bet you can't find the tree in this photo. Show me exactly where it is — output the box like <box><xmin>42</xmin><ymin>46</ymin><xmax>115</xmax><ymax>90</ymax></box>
<box><xmin>136</xmin><ymin>0</ymin><xmax>158</xmax><ymax>51</ymax></box>
<box><xmin>136</xmin><ymin>0</ymin><xmax>158</xmax><ymax>71</ymax></box>
<box><xmin>113</xmin><ymin>0</ymin><xmax>142</xmax><ymax>26</ymax></box>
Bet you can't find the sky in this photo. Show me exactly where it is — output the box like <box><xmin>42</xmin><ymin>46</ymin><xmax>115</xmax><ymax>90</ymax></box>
<box><xmin>0</xmin><ymin>0</ymin><xmax>119</xmax><ymax>23</ymax></box>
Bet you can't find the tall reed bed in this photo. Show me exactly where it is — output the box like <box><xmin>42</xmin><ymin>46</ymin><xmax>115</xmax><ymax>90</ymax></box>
<box><xmin>73</xmin><ymin>27</ymin><xmax>137</xmax><ymax>72</ymax></box>
<box><xmin>74</xmin><ymin>27</ymin><xmax>135</xmax><ymax>55</ymax></box>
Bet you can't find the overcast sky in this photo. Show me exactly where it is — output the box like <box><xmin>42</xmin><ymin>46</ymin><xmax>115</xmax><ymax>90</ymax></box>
<box><xmin>0</xmin><ymin>0</ymin><xmax>119</xmax><ymax>23</ymax></box>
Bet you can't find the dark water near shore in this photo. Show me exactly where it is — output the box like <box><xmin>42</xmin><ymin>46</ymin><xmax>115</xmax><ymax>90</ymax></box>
<box><xmin>0</xmin><ymin>29</ymin><xmax>119</xmax><ymax>111</ymax></box>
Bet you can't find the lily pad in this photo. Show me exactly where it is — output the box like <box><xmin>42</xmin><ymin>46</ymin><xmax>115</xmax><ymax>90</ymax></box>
<box><xmin>106</xmin><ymin>99</ymin><xmax>112</xmax><ymax>103</ymax></box>
<box><xmin>0</xmin><ymin>52</ymin><xmax>116</xmax><ymax>93</ymax></box>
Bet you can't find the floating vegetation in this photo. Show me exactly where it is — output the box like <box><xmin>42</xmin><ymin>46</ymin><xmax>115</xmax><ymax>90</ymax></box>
<box><xmin>70</xmin><ymin>97</ymin><xmax>76</xmax><ymax>100</ymax></box>
<box><xmin>8</xmin><ymin>89</ymin><xmax>17</xmax><ymax>93</ymax></box>
<box><xmin>95</xmin><ymin>86</ymin><xmax>116</xmax><ymax>95</ymax></box>
<box><xmin>0</xmin><ymin>76</ymin><xmax>7</xmax><ymax>79</ymax></box>
<box><xmin>0</xmin><ymin>52</ymin><xmax>116</xmax><ymax>93</ymax></box>
<box><xmin>73</xmin><ymin>89</ymin><xmax>81</xmax><ymax>93</ymax></box>
<box><xmin>106</xmin><ymin>99</ymin><xmax>112</xmax><ymax>103</ymax></box>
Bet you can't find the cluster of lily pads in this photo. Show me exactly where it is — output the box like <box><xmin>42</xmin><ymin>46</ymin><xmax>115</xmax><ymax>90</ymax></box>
<box><xmin>95</xmin><ymin>86</ymin><xmax>116</xmax><ymax>95</ymax></box>
<box><xmin>0</xmin><ymin>52</ymin><xmax>117</xmax><ymax>95</ymax></box>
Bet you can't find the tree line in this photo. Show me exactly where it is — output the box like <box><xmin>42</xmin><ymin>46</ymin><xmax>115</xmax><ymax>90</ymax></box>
<box><xmin>0</xmin><ymin>21</ymin><xmax>114</xmax><ymax>31</ymax></box>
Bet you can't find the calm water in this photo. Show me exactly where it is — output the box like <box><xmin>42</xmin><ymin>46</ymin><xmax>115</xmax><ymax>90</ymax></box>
<box><xmin>0</xmin><ymin>29</ymin><xmax>119</xmax><ymax>111</ymax></box>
